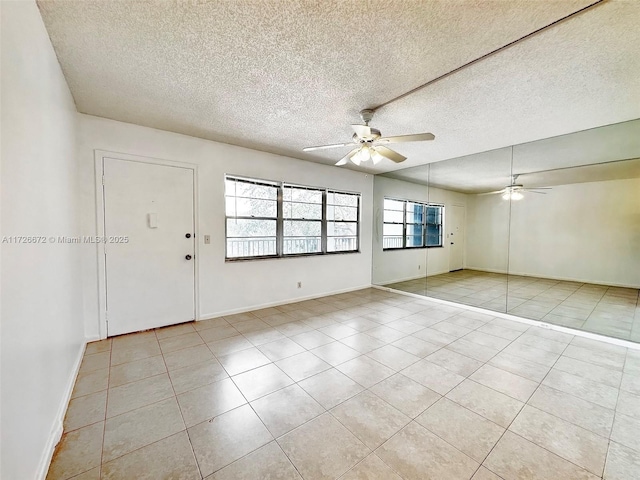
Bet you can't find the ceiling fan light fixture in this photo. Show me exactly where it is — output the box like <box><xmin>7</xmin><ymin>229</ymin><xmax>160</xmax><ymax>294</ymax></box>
<box><xmin>371</xmin><ymin>149</ymin><xmax>385</xmax><ymax>165</ymax></box>
<box><xmin>502</xmin><ymin>190</ymin><xmax>524</xmax><ymax>200</ymax></box>
<box><xmin>352</xmin><ymin>146</ymin><xmax>371</xmax><ymax>164</ymax></box>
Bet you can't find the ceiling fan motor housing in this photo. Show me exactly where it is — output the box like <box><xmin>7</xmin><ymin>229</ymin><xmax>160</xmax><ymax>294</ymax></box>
<box><xmin>353</xmin><ymin>128</ymin><xmax>381</xmax><ymax>143</ymax></box>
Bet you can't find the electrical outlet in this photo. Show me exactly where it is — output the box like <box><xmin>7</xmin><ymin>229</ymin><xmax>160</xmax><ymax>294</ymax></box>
<box><xmin>204</xmin><ymin>235</ymin><xmax>210</xmax><ymax>244</ymax></box>
<box><xmin>297</xmin><ymin>281</ymin><xmax>302</xmax><ymax>289</ymax></box>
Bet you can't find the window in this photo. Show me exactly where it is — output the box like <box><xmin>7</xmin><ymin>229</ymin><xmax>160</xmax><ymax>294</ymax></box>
<box><xmin>225</xmin><ymin>175</ymin><xmax>360</xmax><ymax>259</ymax></box>
<box><xmin>225</xmin><ymin>177</ymin><xmax>278</xmax><ymax>258</ymax></box>
<box><xmin>283</xmin><ymin>185</ymin><xmax>323</xmax><ymax>254</ymax></box>
<box><xmin>426</xmin><ymin>205</ymin><xmax>444</xmax><ymax>247</ymax></box>
<box><xmin>382</xmin><ymin>199</ymin><xmax>404</xmax><ymax>249</ymax></box>
<box><xmin>406</xmin><ymin>201</ymin><xmax>425</xmax><ymax>247</ymax></box>
<box><xmin>383</xmin><ymin>197</ymin><xmax>444</xmax><ymax>249</ymax></box>
<box><xmin>327</xmin><ymin>191</ymin><xmax>360</xmax><ymax>252</ymax></box>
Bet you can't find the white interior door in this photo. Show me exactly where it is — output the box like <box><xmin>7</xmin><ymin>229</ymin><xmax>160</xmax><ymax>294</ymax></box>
<box><xmin>449</xmin><ymin>205</ymin><xmax>465</xmax><ymax>271</ymax></box>
<box><xmin>103</xmin><ymin>158</ymin><xmax>195</xmax><ymax>336</ymax></box>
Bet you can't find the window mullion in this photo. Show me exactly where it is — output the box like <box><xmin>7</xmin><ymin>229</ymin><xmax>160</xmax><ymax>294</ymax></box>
<box><xmin>277</xmin><ymin>183</ymin><xmax>284</xmax><ymax>257</ymax></box>
<box><xmin>356</xmin><ymin>194</ymin><xmax>360</xmax><ymax>251</ymax></box>
<box><xmin>422</xmin><ymin>204</ymin><xmax>427</xmax><ymax>247</ymax></box>
<box><xmin>402</xmin><ymin>201</ymin><xmax>407</xmax><ymax>248</ymax></box>
<box><xmin>321</xmin><ymin>190</ymin><xmax>327</xmax><ymax>254</ymax></box>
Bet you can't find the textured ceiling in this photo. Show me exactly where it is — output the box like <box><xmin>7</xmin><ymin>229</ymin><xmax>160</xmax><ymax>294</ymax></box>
<box><xmin>35</xmin><ymin>0</ymin><xmax>640</xmax><ymax>173</ymax></box>
<box><xmin>383</xmin><ymin>119</ymin><xmax>640</xmax><ymax>193</ymax></box>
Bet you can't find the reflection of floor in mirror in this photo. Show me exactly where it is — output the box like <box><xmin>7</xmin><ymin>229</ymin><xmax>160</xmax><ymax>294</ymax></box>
<box><xmin>384</xmin><ymin>270</ymin><xmax>640</xmax><ymax>342</ymax></box>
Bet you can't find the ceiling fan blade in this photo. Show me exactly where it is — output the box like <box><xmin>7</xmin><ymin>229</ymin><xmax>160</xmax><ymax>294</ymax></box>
<box><xmin>374</xmin><ymin>146</ymin><xmax>406</xmax><ymax>163</ymax></box>
<box><xmin>376</xmin><ymin>133</ymin><xmax>435</xmax><ymax>144</ymax></box>
<box><xmin>303</xmin><ymin>142</ymin><xmax>357</xmax><ymax>152</ymax></box>
<box><xmin>525</xmin><ymin>190</ymin><xmax>547</xmax><ymax>194</ymax></box>
<box><xmin>522</xmin><ymin>187</ymin><xmax>552</xmax><ymax>190</ymax></box>
<box><xmin>335</xmin><ymin>148</ymin><xmax>360</xmax><ymax>166</ymax></box>
<box><xmin>351</xmin><ymin>124</ymin><xmax>372</xmax><ymax>139</ymax></box>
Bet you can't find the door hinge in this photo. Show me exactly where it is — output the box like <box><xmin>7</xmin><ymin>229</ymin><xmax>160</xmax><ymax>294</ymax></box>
<box><xmin>102</xmin><ymin>175</ymin><xmax>105</xmax><ymax>185</ymax></box>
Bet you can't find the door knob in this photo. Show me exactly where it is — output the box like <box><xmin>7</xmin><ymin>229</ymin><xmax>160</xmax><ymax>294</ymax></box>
<box><xmin>185</xmin><ymin>255</ymin><xmax>192</xmax><ymax>260</ymax></box>
<box><xmin>185</xmin><ymin>233</ymin><xmax>191</xmax><ymax>238</ymax></box>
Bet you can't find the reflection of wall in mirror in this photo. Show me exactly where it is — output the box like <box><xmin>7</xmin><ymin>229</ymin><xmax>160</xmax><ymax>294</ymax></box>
<box><xmin>468</xmin><ymin>177</ymin><xmax>640</xmax><ymax>288</ymax></box>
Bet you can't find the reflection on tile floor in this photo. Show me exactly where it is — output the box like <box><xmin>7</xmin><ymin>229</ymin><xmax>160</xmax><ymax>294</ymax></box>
<box><xmin>385</xmin><ymin>270</ymin><xmax>640</xmax><ymax>342</ymax></box>
<box><xmin>48</xmin><ymin>288</ymin><xmax>640</xmax><ymax>479</ymax></box>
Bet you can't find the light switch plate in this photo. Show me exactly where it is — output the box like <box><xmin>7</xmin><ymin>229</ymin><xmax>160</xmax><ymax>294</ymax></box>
<box><xmin>204</xmin><ymin>235</ymin><xmax>210</xmax><ymax>244</ymax></box>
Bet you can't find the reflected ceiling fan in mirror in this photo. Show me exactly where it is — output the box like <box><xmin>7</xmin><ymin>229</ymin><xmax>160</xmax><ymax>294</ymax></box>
<box><xmin>303</xmin><ymin>109</ymin><xmax>435</xmax><ymax>166</ymax></box>
<box><xmin>481</xmin><ymin>174</ymin><xmax>552</xmax><ymax>200</ymax></box>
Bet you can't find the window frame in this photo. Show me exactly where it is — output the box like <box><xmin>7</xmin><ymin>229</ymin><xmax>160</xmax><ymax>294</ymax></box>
<box><xmin>326</xmin><ymin>190</ymin><xmax>361</xmax><ymax>254</ymax></box>
<box><xmin>382</xmin><ymin>197</ymin><xmax>444</xmax><ymax>251</ymax></box>
<box><xmin>225</xmin><ymin>176</ymin><xmax>279</xmax><ymax>260</ymax></box>
<box><xmin>381</xmin><ymin>198</ymin><xmax>405</xmax><ymax>250</ymax></box>
<box><xmin>282</xmin><ymin>183</ymin><xmax>324</xmax><ymax>257</ymax></box>
<box><xmin>425</xmin><ymin>204</ymin><xmax>444</xmax><ymax>248</ymax></box>
<box><xmin>225</xmin><ymin>175</ymin><xmax>361</xmax><ymax>261</ymax></box>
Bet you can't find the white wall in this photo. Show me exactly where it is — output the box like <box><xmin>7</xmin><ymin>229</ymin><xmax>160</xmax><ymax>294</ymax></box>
<box><xmin>427</xmin><ymin>184</ymin><xmax>468</xmax><ymax>276</ymax></box>
<box><xmin>77</xmin><ymin>115</ymin><xmax>374</xmax><ymax>338</ymax></box>
<box><xmin>465</xmin><ymin>193</ymin><xmax>511</xmax><ymax>273</ymax></box>
<box><xmin>508</xmin><ymin>178</ymin><xmax>640</xmax><ymax>287</ymax></box>
<box><xmin>1</xmin><ymin>2</ymin><xmax>85</xmax><ymax>479</ymax></box>
<box><xmin>372</xmin><ymin>176</ymin><xmax>467</xmax><ymax>284</ymax></box>
<box><xmin>466</xmin><ymin>178</ymin><xmax>640</xmax><ymax>287</ymax></box>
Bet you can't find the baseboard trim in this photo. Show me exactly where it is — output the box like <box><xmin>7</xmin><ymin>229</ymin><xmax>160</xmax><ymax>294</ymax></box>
<box><xmin>36</xmin><ymin>339</ymin><xmax>87</xmax><ymax>480</ymax></box>
<box><xmin>373</xmin><ymin>285</ymin><xmax>640</xmax><ymax>351</ymax></box>
<box><xmin>464</xmin><ymin>267</ymin><xmax>507</xmax><ymax>275</ymax></box>
<box><xmin>200</xmin><ymin>284</ymin><xmax>372</xmax><ymax>320</ymax></box>
<box><xmin>374</xmin><ymin>273</ymin><xmax>426</xmax><ymax>285</ymax></box>
<box><xmin>373</xmin><ymin>269</ymin><xmax>454</xmax><ymax>286</ymax></box>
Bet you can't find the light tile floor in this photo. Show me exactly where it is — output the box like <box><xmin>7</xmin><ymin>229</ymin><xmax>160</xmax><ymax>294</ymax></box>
<box><xmin>48</xmin><ymin>288</ymin><xmax>640</xmax><ymax>479</ymax></box>
<box><xmin>385</xmin><ymin>270</ymin><xmax>640</xmax><ymax>342</ymax></box>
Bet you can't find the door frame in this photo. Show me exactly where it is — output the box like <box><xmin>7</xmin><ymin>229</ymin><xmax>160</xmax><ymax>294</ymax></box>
<box><xmin>94</xmin><ymin>150</ymin><xmax>200</xmax><ymax>339</ymax></box>
<box><xmin>448</xmin><ymin>204</ymin><xmax>466</xmax><ymax>272</ymax></box>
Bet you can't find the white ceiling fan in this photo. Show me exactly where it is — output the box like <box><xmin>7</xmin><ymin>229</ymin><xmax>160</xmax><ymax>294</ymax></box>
<box><xmin>481</xmin><ymin>174</ymin><xmax>552</xmax><ymax>200</ymax></box>
<box><xmin>303</xmin><ymin>109</ymin><xmax>435</xmax><ymax>166</ymax></box>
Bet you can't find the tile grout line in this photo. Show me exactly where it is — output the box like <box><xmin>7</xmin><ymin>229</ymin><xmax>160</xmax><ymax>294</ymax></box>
<box><xmin>482</xmin><ymin>339</ymin><xmax>614</xmax><ymax>478</ymax></box>
<box><xmin>601</xmin><ymin>346</ymin><xmax>634</xmax><ymax>479</ymax></box>
<box><xmin>97</xmin><ymin>339</ymin><xmax>113</xmax><ymax>478</ymax></box>
<box><xmin>159</xmin><ymin>328</ymin><xmax>205</xmax><ymax>480</ymax></box>
<box><xmin>467</xmin><ymin>339</ymin><xmax>573</xmax><ymax>479</ymax></box>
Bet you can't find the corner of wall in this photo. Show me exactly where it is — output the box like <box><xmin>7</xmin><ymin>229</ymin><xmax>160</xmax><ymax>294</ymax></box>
<box><xmin>36</xmin><ymin>340</ymin><xmax>86</xmax><ymax>480</ymax></box>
